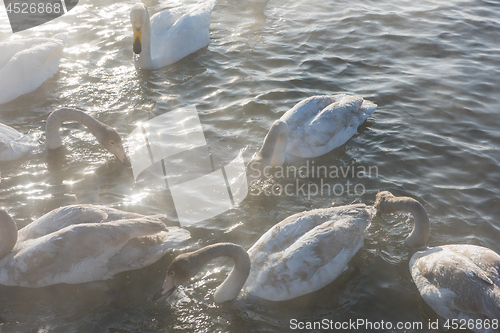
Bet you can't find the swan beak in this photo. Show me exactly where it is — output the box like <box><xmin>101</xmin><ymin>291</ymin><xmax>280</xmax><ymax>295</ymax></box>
<box><xmin>153</xmin><ymin>277</ymin><xmax>176</xmax><ymax>302</ymax></box>
<box><xmin>114</xmin><ymin>145</ymin><xmax>131</xmax><ymax>167</ymax></box>
<box><xmin>133</xmin><ymin>27</ymin><xmax>142</xmax><ymax>54</ymax></box>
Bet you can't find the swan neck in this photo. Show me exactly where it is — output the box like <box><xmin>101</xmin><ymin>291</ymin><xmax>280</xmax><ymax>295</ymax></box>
<box><xmin>134</xmin><ymin>10</ymin><xmax>154</xmax><ymax>69</ymax></box>
<box><xmin>45</xmin><ymin>108</ymin><xmax>107</xmax><ymax>150</ymax></box>
<box><xmin>0</xmin><ymin>211</ymin><xmax>18</xmax><ymax>259</ymax></box>
<box><xmin>261</xmin><ymin>120</ymin><xmax>288</xmax><ymax>165</ymax></box>
<box><xmin>376</xmin><ymin>194</ymin><xmax>430</xmax><ymax>248</ymax></box>
<box><xmin>190</xmin><ymin>243</ymin><xmax>250</xmax><ymax>303</ymax></box>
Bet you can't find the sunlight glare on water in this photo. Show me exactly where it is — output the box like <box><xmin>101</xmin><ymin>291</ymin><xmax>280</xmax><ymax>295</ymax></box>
<box><xmin>0</xmin><ymin>0</ymin><xmax>499</xmax><ymax>331</ymax></box>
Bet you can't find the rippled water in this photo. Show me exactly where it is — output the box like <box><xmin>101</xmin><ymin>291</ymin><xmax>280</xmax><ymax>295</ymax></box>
<box><xmin>1</xmin><ymin>0</ymin><xmax>499</xmax><ymax>331</ymax></box>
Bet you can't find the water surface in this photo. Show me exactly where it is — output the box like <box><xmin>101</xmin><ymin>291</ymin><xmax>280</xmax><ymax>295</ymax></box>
<box><xmin>0</xmin><ymin>0</ymin><xmax>499</xmax><ymax>331</ymax></box>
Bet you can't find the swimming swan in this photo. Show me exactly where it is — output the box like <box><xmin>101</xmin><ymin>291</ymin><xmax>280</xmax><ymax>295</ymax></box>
<box><xmin>0</xmin><ymin>205</ymin><xmax>190</xmax><ymax>287</ymax></box>
<box><xmin>129</xmin><ymin>1</ymin><xmax>215</xmax><ymax>70</ymax></box>
<box><xmin>375</xmin><ymin>191</ymin><xmax>500</xmax><ymax>331</ymax></box>
<box><xmin>0</xmin><ymin>108</ymin><xmax>130</xmax><ymax>165</ymax></box>
<box><xmin>155</xmin><ymin>203</ymin><xmax>374</xmax><ymax>302</ymax></box>
<box><xmin>0</xmin><ymin>33</ymin><xmax>66</xmax><ymax>105</ymax></box>
<box><xmin>247</xmin><ymin>94</ymin><xmax>376</xmax><ymax>179</ymax></box>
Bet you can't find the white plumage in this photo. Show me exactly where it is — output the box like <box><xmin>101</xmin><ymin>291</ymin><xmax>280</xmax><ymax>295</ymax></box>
<box><xmin>0</xmin><ymin>122</ymin><xmax>37</xmax><ymax>161</ymax></box>
<box><xmin>0</xmin><ymin>205</ymin><xmax>190</xmax><ymax>287</ymax></box>
<box><xmin>0</xmin><ymin>34</ymin><xmax>66</xmax><ymax>105</ymax></box>
<box><xmin>130</xmin><ymin>1</ymin><xmax>215</xmax><ymax>70</ymax></box>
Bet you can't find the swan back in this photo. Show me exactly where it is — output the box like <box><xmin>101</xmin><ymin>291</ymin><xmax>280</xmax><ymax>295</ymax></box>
<box><xmin>244</xmin><ymin>204</ymin><xmax>374</xmax><ymax>301</ymax></box>
<box><xmin>281</xmin><ymin>94</ymin><xmax>377</xmax><ymax>158</ymax></box>
<box><xmin>0</xmin><ymin>34</ymin><xmax>66</xmax><ymax>104</ymax></box>
<box><xmin>131</xmin><ymin>0</ymin><xmax>215</xmax><ymax>70</ymax></box>
<box><xmin>411</xmin><ymin>244</ymin><xmax>500</xmax><ymax>323</ymax></box>
<box><xmin>0</xmin><ymin>206</ymin><xmax>190</xmax><ymax>287</ymax></box>
<box><xmin>151</xmin><ymin>0</ymin><xmax>215</xmax><ymax>68</ymax></box>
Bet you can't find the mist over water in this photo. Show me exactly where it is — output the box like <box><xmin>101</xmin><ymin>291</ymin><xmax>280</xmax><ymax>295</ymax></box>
<box><xmin>0</xmin><ymin>0</ymin><xmax>499</xmax><ymax>331</ymax></box>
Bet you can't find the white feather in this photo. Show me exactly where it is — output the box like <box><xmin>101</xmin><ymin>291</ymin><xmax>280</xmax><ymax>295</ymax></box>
<box><xmin>0</xmin><ymin>34</ymin><xmax>66</xmax><ymax>105</ymax></box>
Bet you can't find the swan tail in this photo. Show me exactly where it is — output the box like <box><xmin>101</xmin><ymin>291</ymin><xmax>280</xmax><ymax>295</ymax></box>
<box><xmin>359</xmin><ymin>99</ymin><xmax>377</xmax><ymax>117</ymax></box>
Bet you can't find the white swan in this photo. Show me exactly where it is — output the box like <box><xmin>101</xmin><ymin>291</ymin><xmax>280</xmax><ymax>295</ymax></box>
<box><xmin>247</xmin><ymin>94</ymin><xmax>377</xmax><ymax>179</ymax></box>
<box><xmin>154</xmin><ymin>203</ymin><xmax>374</xmax><ymax>302</ymax></box>
<box><xmin>0</xmin><ymin>33</ymin><xmax>66</xmax><ymax>105</ymax></box>
<box><xmin>0</xmin><ymin>205</ymin><xmax>190</xmax><ymax>287</ymax></box>
<box><xmin>0</xmin><ymin>108</ymin><xmax>130</xmax><ymax>165</ymax></box>
<box><xmin>129</xmin><ymin>1</ymin><xmax>215</xmax><ymax>70</ymax></box>
<box><xmin>375</xmin><ymin>191</ymin><xmax>500</xmax><ymax>332</ymax></box>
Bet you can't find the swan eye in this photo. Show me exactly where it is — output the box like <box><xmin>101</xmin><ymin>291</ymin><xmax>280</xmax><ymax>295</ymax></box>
<box><xmin>169</xmin><ymin>271</ymin><xmax>175</xmax><ymax>277</ymax></box>
<box><xmin>110</xmin><ymin>141</ymin><xmax>115</xmax><ymax>146</ymax></box>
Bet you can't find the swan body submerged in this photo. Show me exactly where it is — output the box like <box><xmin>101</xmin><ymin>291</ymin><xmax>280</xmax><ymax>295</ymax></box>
<box><xmin>0</xmin><ymin>123</ymin><xmax>36</xmax><ymax>161</ymax></box>
<box><xmin>0</xmin><ymin>205</ymin><xmax>190</xmax><ymax>287</ymax></box>
<box><xmin>248</xmin><ymin>94</ymin><xmax>376</xmax><ymax>179</ymax></box>
<box><xmin>0</xmin><ymin>108</ymin><xmax>130</xmax><ymax>165</ymax></box>
<box><xmin>281</xmin><ymin>94</ymin><xmax>377</xmax><ymax>159</ymax></box>
<box><xmin>155</xmin><ymin>203</ymin><xmax>374</xmax><ymax>302</ymax></box>
<box><xmin>0</xmin><ymin>34</ymin><xmax>66</xmax><ymax>105</ymax></box>
<box><xmin>130</xmin><ymin>1</ymin><xmax>215</xmax><ymax>70</ymax></box>
<box><xmin>375</xmin><ymin>191</ymin><xmax>500</xmax><ymax>332</ymax></box>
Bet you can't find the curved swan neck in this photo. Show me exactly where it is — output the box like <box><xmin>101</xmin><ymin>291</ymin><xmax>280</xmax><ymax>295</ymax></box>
<box><xmin>45</xmin><ymin>108</ymin><xmax>109</xmax><ymax>150</ymax></box>
<box><xmin>375</xmin><ymin>191</ymin><xmax>430</xmax><ymax>249</ymax></box>
<box><xmin>188</xmin><ymin>243</ymin><xmax>251</xmax><ymax>303</ymax></box>
<box><xmin>260</xmin><ymin>120</ymin><xmax>288</xmax><ymax>166</ymax></box>
<box><xmin>247</xmin><ymin>120</ymin><xmax>288</xmax><ymax>183</ymax></box>
<box><xmin>0</xmin><ymin>210</ymin><xmax>18</xmax><ymax>259</ymax></box>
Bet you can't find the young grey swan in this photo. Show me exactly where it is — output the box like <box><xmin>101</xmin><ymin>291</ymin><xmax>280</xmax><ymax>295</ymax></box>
<box><xmin>156</xmin><ymin>243</ymin><xmax>250</xmax><ymax>303</ymax></box>
<box><xmin>246</xmin><ymin>94</ymin><xmax>377</xmax><ymax>182</ymax></box>
<box><xmin>0</xmin><ymin>205</ymin><xmax>190</xmax><ymax>287</ymax></box>
<box><xmin>375</xmin><ymin>191</ymin><xmax>500</xmax><ymax>332</ymax></box>
<box><xmin>155</xmin><ymin>203</ymin><xmax>374</xmax><ymax>303</ymax></box>
<box><xmin>45</xmin><ymin>108</ymin><xmax>130</xmax><ymax>166</ymax></box>
<box><xmin>0</xmin><ymin>108</ymin><xmax>130</xmax><ymax>164</ymax></box>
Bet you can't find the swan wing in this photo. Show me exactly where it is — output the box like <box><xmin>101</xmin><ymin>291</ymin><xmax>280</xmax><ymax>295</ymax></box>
<box><xmin>150</xmin><ymin>0</ymin><xmax>214</xmax><ymax>68</ymax></box>
<box><xmin>106</xmin><ymin>227</ymin><xmax>190</xmax><ymax>273</ymax></box>
<box><xmin>0</xmin><ymin>34</ymin><xmax>66</xmax><ymax>105</ymax></box>
<box><xmin>16</xmin><ymin>205</ymin><xmax>164</xmax><ymax>242</ymax></box>
<box><xmin>411</xmin><ymin>245</ymin><xmax>500</xmax><ymax>322</ymax></box>
<box><xmin>245</xmin><ymin>204</ymin><xmax>373</xmax><ymax>301</ymax></box>
<box><xmin>150</xmin><ymin>5</ymin><xmax>189</xmax><ymax>36</ymax></box>
<box><xmin>0</xmin><ymin>218</ymin><xmax>181</xmax><ymax>287</ymax></box>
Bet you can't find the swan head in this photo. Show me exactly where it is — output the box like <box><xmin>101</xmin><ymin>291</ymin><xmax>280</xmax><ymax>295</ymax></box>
<box><xmin>375</xmin><ymin>191</ymin><xmax>430</xmax><ymax>249</ymax></box>
<box><xmin>153</xmin><ymin>252</ymin><xmax>203</xmax><ymax>302</ymax></box>
<box><xmin>0</xmin><ymin>210</ymin><xmax>18</xmax><ymax>260</ymax></box>
<box><xmin>130</xmin><ymin>4</ymin><xmax>148</xmax><ymax>55</ymax></box>
<box><xmin>95</xmin><ymin>126</ymin><xmax>131</xmax><ymax>167</ymax></box>
<box><xmin>374</xmin><ymin>191</ymin><xmax>397</xmax><ymax>214</ymax></box>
